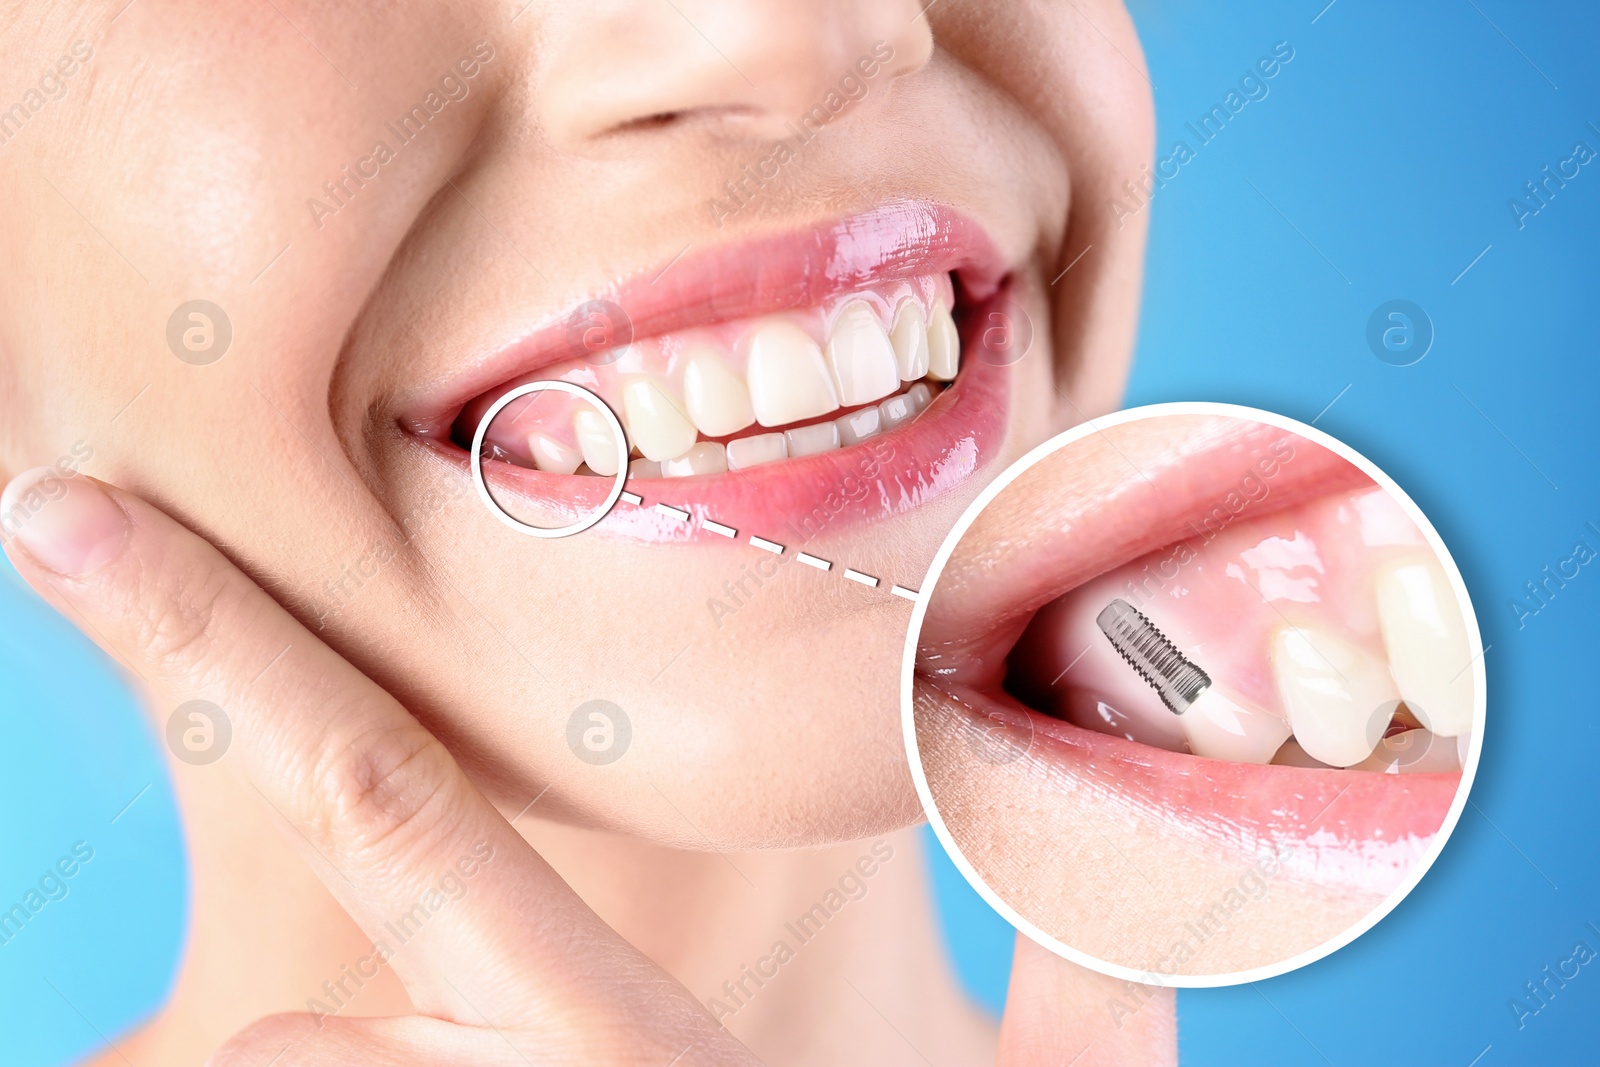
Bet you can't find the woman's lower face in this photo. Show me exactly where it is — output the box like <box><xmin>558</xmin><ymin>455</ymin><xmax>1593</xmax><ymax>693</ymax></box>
<box><xmin>0</xmin><ymin>0</ymin><xmax>1150</xmax><ymax>852</ymax></box>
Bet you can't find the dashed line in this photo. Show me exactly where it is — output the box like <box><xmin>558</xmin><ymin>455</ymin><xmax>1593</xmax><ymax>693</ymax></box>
<box><xmin>630</xmin><ymin>493</ymin><xmax>918</xmax><ymax>601</ymax></box>
<box><xmin>655</xmin><ymin>503</ymin><xmax>690</xmax><ymax>522</ymax></box>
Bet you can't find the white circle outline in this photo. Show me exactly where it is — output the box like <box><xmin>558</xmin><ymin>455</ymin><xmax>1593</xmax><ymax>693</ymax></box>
<box><xmin>898</xmin><ymin>401</ymin><xmax>1487</xmax><ymax>988</ymax></box>
<box><xmin>469</xmin><ymin>381</ymin><xmax>629</xmax><ymax>539</ymax></box>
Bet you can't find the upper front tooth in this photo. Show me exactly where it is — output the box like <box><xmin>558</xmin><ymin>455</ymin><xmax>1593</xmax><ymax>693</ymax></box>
<box><xmin>826</xmin><ymin>301</ymin><xmax>900</xmax><ymax>406</ymax></box>
<box><xmin>1272</xmin><ymin>625</ymin><xmax>1400</xmax><ymax>767</ymax></box>
<box><xmin>621</xmin><ymin>378</ymin><xmax>697</xmax><ymax>462</ymax></box>
<box><xmin>1180</xmin><ymin>687</ymin><xmax>1291</xmax><ymax>764</ymax></box>
<box><xmin>1375</xmin><ymin>557</ymin><xmax>1474</xmax><ymax>738</ymax></box>
<box><xmin>681</xmin><ymin>346</ymin><xmax>756</xmax><ymax>438</ymax></box>
<box><xmin>573</xmin><ymin>408</ymin><xmax>620</xmax><ymax>477</ymax></box>
<box><xmin>889</xmin><ymin>301</ymin><xmax>930</xmax><ymax>381</ymax></box>
<box><xmin>744</xmin><ymin>319</ymin><xmax>840</xmax><ymax>427</ymax></box>
<box><xmin>528</xmin><ymin>432</ymin><xmax>582</xmax><ymax>475</ymax></box>
<box><xmin>927</xmin><ymin>300</ymin><xmax>960</xmax><ymax>381</ymax></box>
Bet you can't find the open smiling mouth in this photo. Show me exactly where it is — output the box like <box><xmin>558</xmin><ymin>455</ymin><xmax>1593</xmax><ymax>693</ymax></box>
<box><xmin>913</xmin><ymin>414</ymin><xmax>1483</xmax><ymax>901</ymax></box>
<box><xmin>402</xmin><ymin>202</ymin><xmax>1018</xmax><ymax>542</ymax></box>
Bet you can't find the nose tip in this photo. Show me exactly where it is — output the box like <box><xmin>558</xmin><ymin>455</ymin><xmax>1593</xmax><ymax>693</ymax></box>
<box><xmin>532</xmin><ymin>1</ymin><xmax>934</xmax><ymax>151</ymax></box>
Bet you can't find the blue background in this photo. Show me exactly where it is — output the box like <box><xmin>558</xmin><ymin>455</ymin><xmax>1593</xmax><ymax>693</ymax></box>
<box><xmin>3</xmin><ymin>1</ymin><xmax>1597</xmax><ymax>1064</ymax></box>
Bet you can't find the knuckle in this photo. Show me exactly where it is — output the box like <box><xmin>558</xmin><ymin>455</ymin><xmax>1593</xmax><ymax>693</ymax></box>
<box><xmin>124</xmin><ymin>555</ymin><xmax>255</xmax><ymax>683</ymax></box>
<box><xmin>303</xmin><ymin>718</ymin><xmax>457</xmax><ymax>859</ymax></box>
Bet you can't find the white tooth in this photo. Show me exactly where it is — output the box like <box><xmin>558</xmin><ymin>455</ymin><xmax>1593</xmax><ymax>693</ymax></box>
<box><xmin>621</xmin><ymin>378</ymin><xmax>698</xmax><ymax>462</ymax></box>
<box><xmin>879</xmin><ymin>392</ymin><xmax>916</xmax><ymax>429</ymax></box>
<box><xmin>1179</xmin><ymin>687</ymin><xmax>1292</xmax><ymax>764</ymax></box>
<box><xmin>744</xmin><ymin>320</ymin><xmax>839</xmax><ymax>427</ymax></box>
<box><xmin>527</xmin><ymin>432</ymin><xmax>583</xmax><ymax>475</ymax></box>
<box><xmin>573</xmin><ymin>409</ymin><xmax>620</xmax><ymax>477</ymax></box>
<box><xmin>1375</xmin><ymin>557</ymin><xmax>1474</xmax><ymax>738</ymax></box>
<box><xmin>907</xmin><ymin>381</ymin><xmax>935</xmax><ymax>413</ymax></box>
<box><xmin>837</xmin><ymin>405</ymin><xmax>882</xmax><ymax>446</ymax></box>
<box><xmin>726</xmin><ymin>432</ymin><xmax>787</xmax><ymax>470</ymax></box>
<box><xmin>661</xmin><ymin>441</ymin><xmax>728</xmax><ymax>478</ymax></box>
<box><xmin>628</xmin><ymin>457</ymin><xmax>661</xmax><ymax>479</ymax></box>
<box><xmin>1272</xmin><ymin>625</ymin><xmax>1400</xmax><ymax>767</ymax></box>
<box><xmin>1456</xmin><ymin>731</ymin><xmax>1471</xmax><ymax>768</ymax></box>
<box><xmin>825</xmin><ymin>301</ymin><xmax>900</xmax><ymax>406</ymax></box>
<box><xmin>1352</xmin><ymin>729</ymin><xmax>1463</xmax><ymax>774</ymax></box>
<box><xmin>889</xmin><ymin>301</ymin><xmax>930</xmax><ymax>381</ymax></box>
<box><xmin>784</xmin><ymin>421</ymin><xmax>840</xmax><ymax>458</ymax></box>
<box><xmin>681</xmin><ymin>346</ymin><xmax>756</xmax><ymax>438</ymax></box>
<box><xmin>926</xmin><ymin>300</ymin><xmax>960</xmax><ymax>380</ymax></box>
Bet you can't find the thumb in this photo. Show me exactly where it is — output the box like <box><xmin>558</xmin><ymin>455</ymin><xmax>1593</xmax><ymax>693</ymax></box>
<box><xmin>996</xmin><ymin>934</ymin><xmax>1176</xmax><ymax>1067</ymax></box>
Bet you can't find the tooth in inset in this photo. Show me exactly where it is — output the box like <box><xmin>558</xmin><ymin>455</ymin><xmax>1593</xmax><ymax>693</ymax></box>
<box><xmin>1375</xmin><ymin>557</ymin><xmax>1474</xmax><ymax>738</ymax></box>
<box><xmin>1353</xmin><ymin>729</ymin><xmax>1463</xmax><ymax>774</ymax></box>
<box><xmin>879</xmin><ymin>392</ymin><xmax>916</xmax><ymax>429</ymax></box>
<box><xmin>745</xmin><ymin>319</ymin><xmax>840</xmax><ymax>427</ymax></box>
<box><xmin>1270</xmin><ymin>738</ymin><xmax>1333</xmax><ymax>769</ymax></box>
<box><xmin>661</xmin><ymin>442</ymin><xmax>728</xmax><ymax>478</ymax></box>
<box><xmin>1180</xmin><ymin>687</ymin><xmax>1292</xmax><ymax>764</ymax></box>
<box><xmin>628</xmin><ymin>457</ymin><xmax>661</xmax><ymax>479</ymax></box>
<box><xmin>528</xmin><ymin>432</ymin><xmax>583</xmax><ymax>475</ymax></box>
<box><xmin>890</xmin><ymin>301</ymin><xmax>930</xmax><ymax>381</ymax></box>
<box><xmin>826</xmin><ymin>301</ymin><xmax>901</xmax><ymax>406</ymax></box>
<box><xmin>726</xmin><ymin>432</ymin><xmax>787</xmax><ymax>470</ymax></box>
<box><xmin>681</xmin><ymin>346</ymin><xmax>756</xmax><ymax>438</ymax></box>
<box><xmin>927</xmin><ymin>301</ymin><xmax>960</xmax><ymax>381</ymax></box>
<box><xmin>573</xmin><ymin>408</ymin><xmax>621</xmax><ymax>477</ymax></box>
<box><xmin>1272</xmin><ymin>625</ymin><xmax>1400</xmax><ymax>767</ymax></box>
<box><xmin>837</xmin><ymin>406</ymin><xmax>882</xmax><ymax>446</ymax></box>
<box><xmin>907</xmin><ymin>381</ymin><xmax>935</xmax><ymax>413</ymax></box>
<box><xmin>784</xmin><ymin>421</ymin><xmax>840</xmax><ymax>458</ymax></box>
<box><xmin>621</xmin><ymin>378</ymin><xmax>698</xmax><ymax>462</ymax></box>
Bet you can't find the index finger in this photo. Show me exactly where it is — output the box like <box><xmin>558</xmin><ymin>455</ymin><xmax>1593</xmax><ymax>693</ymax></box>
<box><xmin>0</xmin><ymin>469</ymin><xmax>716</xmax><ymax>1045</ymax></box>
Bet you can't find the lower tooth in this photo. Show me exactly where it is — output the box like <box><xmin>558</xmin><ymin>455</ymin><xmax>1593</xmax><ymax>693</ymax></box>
<box><xmin>837</xmin><ymin>406</ymin><xmax>882</xmax><ymax>446</ymax></box>
<box><xmin>1271</xmin><ymin>738</ymin><xmax>1333</xmax><ymax>768</ymax></box>
<box><xmin>528</xmin><ymin>432</ymin><xmax>583</xmax><ymax>475</ymax></box>
<box><xmin>784</xmin><ymin>421</ymin><xmax>841</xmax><ymax>458</ymax></box>
<box><xmin>907</xmin><ymin>381</ymin><xmax>935</xmax><ymax>413</ymax></box>
<box><xmin>628</xmin><ymin>457</ymin><xmax>662</xmax><ymax>479</ymax></box>
<box><xmin>661</xmin><ymin>442</ymin><xmax>728</xmax><ymax>477</ymax></box>
<box><xmin>879</xmin><ymin>392</ymin><xmax>916</xmax><ymax>429</ymax></box>
<box><xmin>726</xmin><ymin>432</ymin><xmax>787</xmax><ymax>470</ymax></box>
<box><xmin>1271</xmin><ymin>625</ymin><xmax>1400</xmax><ymax>767</ymax></box>
<box><xmin>1352</xmin><ymin>729</ymin><xmax>1462</xmax><ymax>774</ymax></box>
<box><xmin>1179</xmin><ymin>687</ymin><xmax>1292</xmax><ymax>764</ymax></box>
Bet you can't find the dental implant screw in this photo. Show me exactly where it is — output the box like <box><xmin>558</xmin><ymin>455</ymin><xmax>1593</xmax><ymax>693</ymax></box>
<box><xmin>1096</xmin><ymin>599</ymin><xmax>1211</xmax><ymax>716</ymax></box>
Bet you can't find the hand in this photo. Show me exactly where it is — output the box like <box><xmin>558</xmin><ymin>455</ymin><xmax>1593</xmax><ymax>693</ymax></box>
<box><xmin>1</xmin><ymin>468</ymin><xmax>1174</xmax><ymax>1065</ymax></box>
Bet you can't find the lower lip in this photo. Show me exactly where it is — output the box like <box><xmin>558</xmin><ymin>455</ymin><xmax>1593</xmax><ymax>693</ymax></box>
<box><xmin>938</xmin><ymin>681</ymin><xmax>1461</xmax><ymax>897</ymax></box>
<box><xmin>427</xmin><ymin>327</ymin><xmax>1011</xmax><ymax>546</ymax></box>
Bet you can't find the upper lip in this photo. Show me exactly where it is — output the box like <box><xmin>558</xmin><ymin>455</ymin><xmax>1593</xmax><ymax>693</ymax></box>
<box><xmin>400</xmin><ymin>200</ymin><xmax>1010</xmax><ymax>438</ymax></box>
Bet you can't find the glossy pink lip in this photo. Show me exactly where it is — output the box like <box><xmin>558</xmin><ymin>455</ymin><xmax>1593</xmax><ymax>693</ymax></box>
<box><xmin>917</xmin><ymin>417</ymin><xmax>1464</xmax><ymax>886</ymax></box>
<box><xmin>403</xmin><ymin>201</ymin><xmax>1016</xmax><ymax>543</ymax></box>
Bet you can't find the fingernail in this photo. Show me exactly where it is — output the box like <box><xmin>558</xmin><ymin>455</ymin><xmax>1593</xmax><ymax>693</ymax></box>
<box><xmin>1</xmin><ymin>468</ymin><xmax>129</xmax><ymax>576</ymax></box>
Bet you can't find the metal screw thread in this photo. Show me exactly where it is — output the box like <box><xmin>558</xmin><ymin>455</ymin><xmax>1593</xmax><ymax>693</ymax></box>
<box><xmin>1095</xmin><ymin>599</ymin><xmax>1212</xmax><ymax>715</ymax></box>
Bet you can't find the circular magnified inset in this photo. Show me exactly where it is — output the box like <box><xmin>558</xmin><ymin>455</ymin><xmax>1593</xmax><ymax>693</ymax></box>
<box><xmin>901</xmin><ymin>402</ymin><xmax>1483</xmax><ymax>986</ymax></box>
<box><xmin>470</xmin><ymin>381</ymin><xmax>629</xmax><ymax>539</ymax></box>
